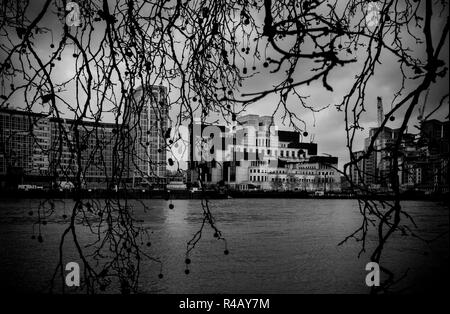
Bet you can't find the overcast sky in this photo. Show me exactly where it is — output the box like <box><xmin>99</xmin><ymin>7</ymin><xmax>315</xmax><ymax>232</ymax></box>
<box><xmin>3</xmin><ymin>0</ymin><xmax>449</xmax><ymax>170</ymax></box>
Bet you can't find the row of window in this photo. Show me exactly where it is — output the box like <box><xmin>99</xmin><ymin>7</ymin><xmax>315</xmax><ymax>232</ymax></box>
<box><xmin>250</xmin><ymin>168</ymin><xmax>335</xmax><ymax>176</ymax></box>
<box><xmin>235</xmin><ymin>147</ymin><xmax>302</xmax><ymax>158</ymax></box>
<box><xmin>249</xmin><ymin>175</ymin><xmax>335</xmax><ymax>183</ymax></box>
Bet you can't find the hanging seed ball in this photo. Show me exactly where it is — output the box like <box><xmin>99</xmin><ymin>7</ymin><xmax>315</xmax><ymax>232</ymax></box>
<box><xmin>158</xmin><ymin>148</ymin><xmax>162</xmax><ymax>153</ymax></box>
<box><xmin>31</xmin><ymin>235</ymin><xmax>36</xmax><ymax>240</ymax></box>
<box><xmin>192</xmin><ymin>97</ymin><xmax>197</xmax><ymax>102</ymax></box>
<box><xmin>158</xmin><ymin>273</ymin><xmax>163</xmax><ymax>279</ymax></box>
<box><xmin>184</xmin><ymin>269</ymin><xmax>190</xmax><ymax>275</ymax></box>
<box><xmin>28</xmin><ymin>211</ymin><xmax>33</xmax><ymax>216</ymax></box>
<box><xmin>226</xmin><ymin>104</ymin><xmax>231</xmax><ymax>109</ymax></box>
<box><xmin>252</xmin><ymin>66</ymin><xmax>256</xmax><ymax>70</ymax></box>
<box><xmin>213</xmin><ymin>232</ymin><xmax>219</xmax><ymax>238</ymax></box>
<box><xmin>303</xmin><ymin>131</ymin><xmax>308</xmax><ymax>137</ymax></box>
<box><xmin>42</xmin><ymin>220</ymin><xmax>47</xmax><ymax>225</ymax></box>
<box><xmin>389</xmin><ymin>116</ymin><xmax>395</xmax><ymax>121</ymax></box>
<box><xmin>50</xmin><ymin>44</ymin><xmax>55</xmax><ymax>48</ymax></box>
<box><xmin>38</xmin><ymin>235</ymin><xmax>43</xmax><ymax>243</ymax></box>
<box><xmin>62</xmin><ymin>214</ymin><xmax>67</xmax><ymax>219</ymax></box>
<box><xmin>242</xmin><ymin>67</ymin><xmax>247</xmax><ymax>74</ymax></box>
<box><xmin>185</xmin><ymin>258</ymin><xmax>191</xmax><ymax>265</ymax></box>
<box><xmin>263</xmin><ymin>61</ymin><xmax>269</xmax><ymax>68</ymax></box>
<box><xmin>224</xmin><ymin>249</ymin><xmax>229</xmax><ymax>255</ymax></box>
<box><xmin>169</xmin><ymin>204</ymin><xmax>174</xmax><ymax>209</ymax></box>
<box><xmin>72</xmin><ymin>53</ymin><xmax>77</xmax><ymax>58</ymax></box>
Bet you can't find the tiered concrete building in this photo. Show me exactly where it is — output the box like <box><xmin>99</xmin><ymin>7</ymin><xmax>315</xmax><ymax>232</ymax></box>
<box><xmin>188</xmin><ymin>114</ymin><xmax>341</xmax><ymax>192</ymax></box>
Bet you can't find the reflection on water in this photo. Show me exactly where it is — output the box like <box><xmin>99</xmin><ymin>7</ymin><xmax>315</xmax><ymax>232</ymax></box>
<box><xmin>0</xmin><ymin>198</ymin><xmax>448</xmax><ymax>293</ymax></box>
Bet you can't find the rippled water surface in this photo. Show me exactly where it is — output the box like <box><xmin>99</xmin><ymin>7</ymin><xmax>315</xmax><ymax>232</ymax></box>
<box><xmin>0</xmin><ymin>198</ymin><xmax>448</xmax><ymax>293</ymax></box>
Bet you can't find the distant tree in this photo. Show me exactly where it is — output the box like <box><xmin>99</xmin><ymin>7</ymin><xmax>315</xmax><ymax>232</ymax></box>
<box><xmin>271</xmin><ymin>175</ymin><xmax>283</xmax><ymax>191</ymax></box>
<box><xmin>286</xmin><ymin>172</ymin><xmax>298</xmax><ymax>191</ymax></box>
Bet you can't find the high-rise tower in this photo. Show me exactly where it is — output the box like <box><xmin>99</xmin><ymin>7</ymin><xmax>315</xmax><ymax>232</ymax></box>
<box><xmin>129</xmin><ymin>85</ymin><xmax>168</xmax><ymax>188</ymax></box>
<box><xmin>377</xmin><ymin>96</ymin><xmax>383</xmax><ymax>127</ymax></box>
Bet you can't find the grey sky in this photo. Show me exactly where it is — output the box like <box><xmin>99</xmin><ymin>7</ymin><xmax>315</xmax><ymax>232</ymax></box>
<box><xmin>2</xmin><ymin>0</ymin><xmax>448</xmax><ymax>171</ymax></box>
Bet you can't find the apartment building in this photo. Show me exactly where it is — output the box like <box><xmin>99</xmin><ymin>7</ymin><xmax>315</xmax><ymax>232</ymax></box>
<box><xmin>127</xmin><ymin>85</ymin><xmax>169</xmax><ymax>188</ymax></box>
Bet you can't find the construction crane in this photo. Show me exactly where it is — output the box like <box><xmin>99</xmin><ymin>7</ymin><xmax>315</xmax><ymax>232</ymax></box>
<box><xmin>417</xmin><ymin>89</ymin><xmax>429</xmax><ymax>123</ymax></box>
<box><xmin>377</xmin><ymin>96</ymin><xmax>384</xmax><ymax>127</ymax></box>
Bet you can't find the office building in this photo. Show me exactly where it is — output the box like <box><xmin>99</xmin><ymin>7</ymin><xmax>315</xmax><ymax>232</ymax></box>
<box><xmin>127</xmin><ymin>85</ymin><xmax>169</xmax><ymax>188</ymax></box>
<box><xmin>188</xmin><ymin>114</ymin><xmax>340</xmax><ymax>192</ymax></box>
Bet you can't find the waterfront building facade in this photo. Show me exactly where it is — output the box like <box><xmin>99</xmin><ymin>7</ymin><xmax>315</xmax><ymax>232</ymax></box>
<box><xmin>350</xmin><ymin>110</ymin><xmax>448</xmax><ymax>193</ymax></box>
<box><xmin>127</xmin><ymin>85</ymin><xmax>169</xmax><ymax>188</ymax></box>
<box><xmin>1</xmin><ymin>85</ymin><xmax>168</xmax><ymax>190</ymax></box>
<box><xmin>48</xmin><ymin>118</ymin><xmax>123</xmax><ymax>189</ymax></box>
<box><xmin>0</xmin><ymin>108</ymin><xmax>50</xmax><ymax>187</ymax></box>
<box><xmin>188</xmin><ymin>114</ymin><xmax>340</xmax><ymax>192</ymax></box>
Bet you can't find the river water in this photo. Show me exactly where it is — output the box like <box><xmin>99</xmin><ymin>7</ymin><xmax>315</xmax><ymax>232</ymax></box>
<box><xmin>0</xmin><ymin>198</ymin><xmax>448</xmax><ymax>293</ymax></box>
